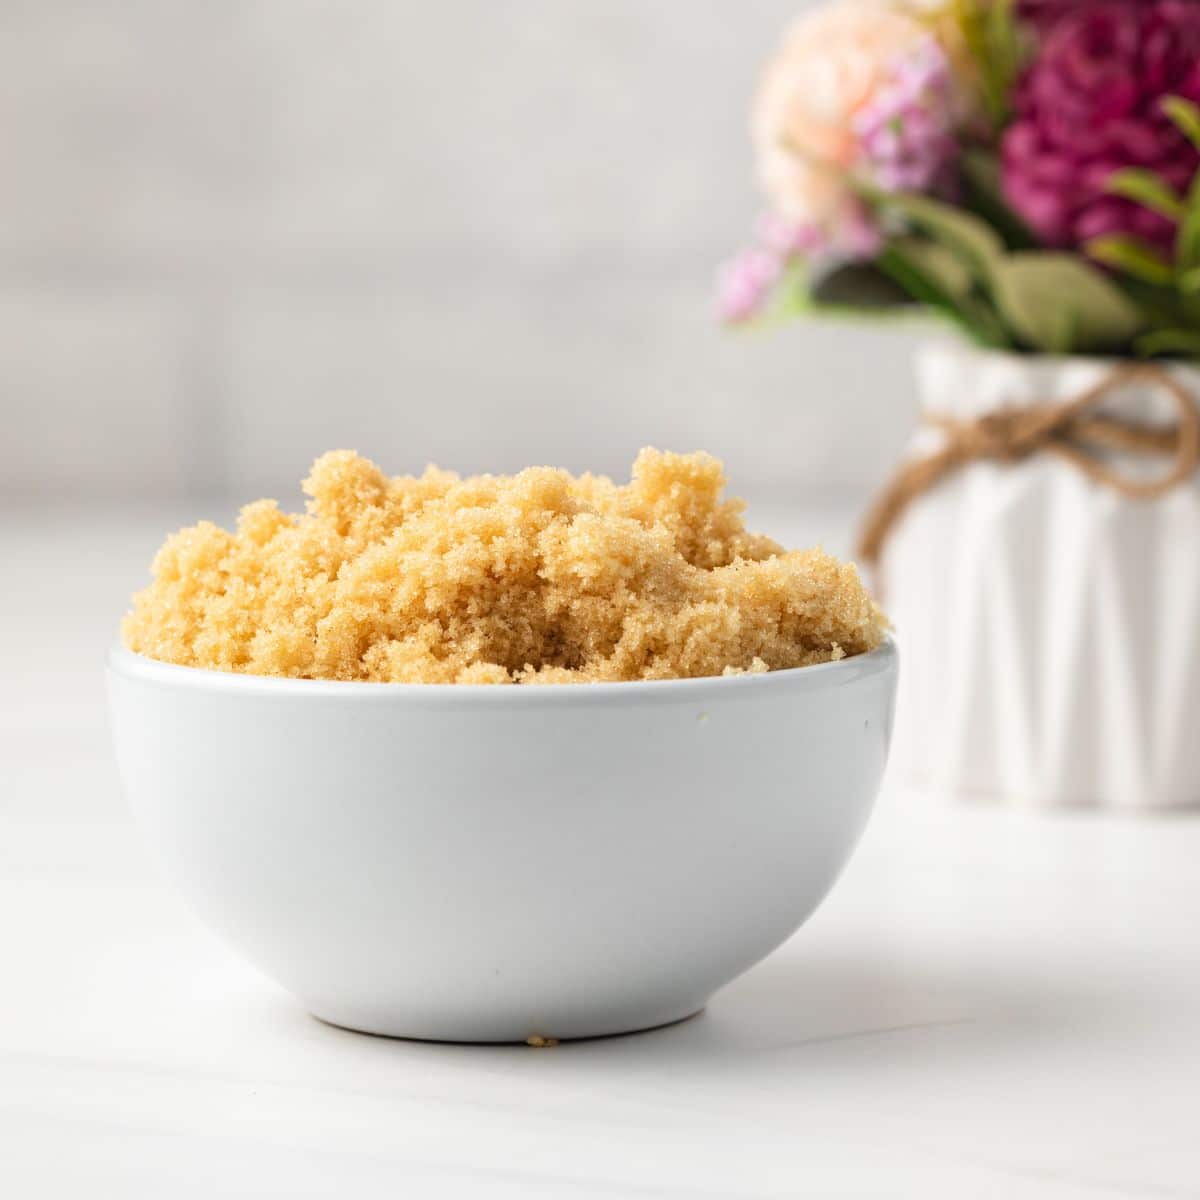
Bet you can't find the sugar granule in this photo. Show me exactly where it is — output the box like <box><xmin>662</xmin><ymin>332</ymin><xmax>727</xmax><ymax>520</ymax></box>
<box><xmin>123</xmin><ymin>448</ymin><xmax>887</xmax><ymax>684</ymax></box>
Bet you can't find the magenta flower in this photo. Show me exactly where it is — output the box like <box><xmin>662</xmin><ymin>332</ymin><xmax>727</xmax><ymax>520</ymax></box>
<box><xmin>1016</xmin><ymin>0</ymin><xmax>1092</xmax><ymax>32</ymax></box>
<box><xmin>1001</xmin><ymin>0</ymin><xmax>1200</xmax><ymax>254</ymax></box>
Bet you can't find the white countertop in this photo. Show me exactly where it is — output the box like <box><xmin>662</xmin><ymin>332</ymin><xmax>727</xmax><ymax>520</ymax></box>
<box><xmin>3</xmin><ymin>504</ymin><xmax>1199</xmax><ymax>1200</ymax></box>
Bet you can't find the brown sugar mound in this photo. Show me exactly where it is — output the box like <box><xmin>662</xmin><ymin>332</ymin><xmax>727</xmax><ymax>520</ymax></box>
<box><xmin>122</xmin><ymin>449</ymin><xmax>887</xmax><ymax>684</ymax></box>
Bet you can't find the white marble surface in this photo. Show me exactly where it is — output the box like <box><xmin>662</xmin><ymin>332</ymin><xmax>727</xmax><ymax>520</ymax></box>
<box><xmin>3</xmin><ymin>505</ymin><xmax>1200</xmax><ymax>1199</ymax></box>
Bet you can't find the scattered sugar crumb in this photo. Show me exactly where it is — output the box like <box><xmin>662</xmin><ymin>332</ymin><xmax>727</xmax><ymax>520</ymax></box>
<box><xmin>722</xmin><ymin>656</ymin><xmax>770</xmax><ymax>677</ymax></box>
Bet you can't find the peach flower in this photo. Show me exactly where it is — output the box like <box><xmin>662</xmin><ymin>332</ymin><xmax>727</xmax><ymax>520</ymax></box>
<box><xmin>752</xmin><ymin>0</ymin><xmax>954</xmax><ymax>229</ymax></box>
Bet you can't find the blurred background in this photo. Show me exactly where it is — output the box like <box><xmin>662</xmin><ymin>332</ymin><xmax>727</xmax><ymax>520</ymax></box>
<box><xmin>1</xmin><ymin>0</ymin><xmax>919</xmax><ymax>511</ymax></box>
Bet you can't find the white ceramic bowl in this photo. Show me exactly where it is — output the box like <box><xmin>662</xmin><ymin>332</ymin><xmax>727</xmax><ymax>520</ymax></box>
<box><xmin>108</xmin><ymin>641</ymin><xmax>897</xmax><ymax>1042</ymax></box>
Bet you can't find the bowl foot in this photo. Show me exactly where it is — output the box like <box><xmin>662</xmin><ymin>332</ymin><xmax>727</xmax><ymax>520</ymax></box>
<box><xmin>306</xmin><ymin>999</ymin><xmax>707</xmax><ymax>1044</ymax></box>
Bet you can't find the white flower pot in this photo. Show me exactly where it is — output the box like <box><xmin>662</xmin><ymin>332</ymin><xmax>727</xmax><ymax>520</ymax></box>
<box><xmin>884</xmin><ymin>342</ymin><xmax>1200</xmax><ymax>810</ymax></box>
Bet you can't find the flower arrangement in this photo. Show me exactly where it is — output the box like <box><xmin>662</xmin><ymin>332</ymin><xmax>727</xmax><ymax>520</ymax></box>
<box><xmin>719</xmin><ymin>0</ymin><xmax>1200</xmax><ymax>359</ymax></box>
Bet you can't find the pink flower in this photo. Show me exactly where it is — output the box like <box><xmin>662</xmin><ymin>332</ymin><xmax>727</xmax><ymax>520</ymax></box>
<box><xmin>718</xmin><ymin>202</ymin><xmax>892</xmax><ymax>325</ymax></box>
<box><xmin>753</xmin><ymin>1</ymin><xmax>967</xmax><ymax>236</ymax></box>
<box><xmin>831</xmin><ymin>203</ymin><xmax>886</xmax><ymax>259</ymax></box>
<box><xmin>715</xmin><ymin>248</ymin><xmax>782</xmax><ymax>323</ymax></box>
<box><xmin>1001</xmin><ymin>0</ymin><xmax>1200</xmax><ymax>254</ymax></box>
<box><xmin>853</xmin><ymin>36</ymin><xmax>960</xmax><ymax>195</ymax></box>
<box><xmin>756</xmin><ymin>211</ymin><xmax>824</xmax><ymax>256</ymax></box>
<box><xmin>723</xmin><ymin>1</ymin><xmax>972</xmax><ymax>323</ymax></box>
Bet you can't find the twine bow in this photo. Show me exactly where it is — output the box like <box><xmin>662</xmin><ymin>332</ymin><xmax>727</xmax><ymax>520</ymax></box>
<box><xmin>857</xmin><ymin>363</ymin><xmax>1200</xmax><ymax>567</ymax></box>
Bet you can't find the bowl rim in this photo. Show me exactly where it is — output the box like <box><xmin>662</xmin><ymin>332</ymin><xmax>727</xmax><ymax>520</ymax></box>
<box><xmin>108</xmin><ymin>637</ymin><xmax>897</xmax><ymax>704</ymax></box>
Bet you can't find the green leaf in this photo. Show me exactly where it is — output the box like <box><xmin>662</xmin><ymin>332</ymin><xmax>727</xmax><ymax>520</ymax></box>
<box><xmin>1134</xmin><ymin>327</ymin><xmax>1200</xmax><ymax>358</ymax></box>
<box><xmin>751</xmin><ymin>259</ymin><xmax>929</xmax><ymax>328</ymax></box>
<box><xmin>990</xmin><ymin>252</ymin><xmax>1144</xmax><ymax>353</ymax></box>
<box><xmin>1163</xmin><ymin>96</ymin><xmax>1200</xmax><ymax>153</ymax></box>
<box><xmin>751</xmin><ymin>259</ymin><xmax>941</xmax><ymax>332</ymax></box>
<box><xmin>1085</xmin><ymin>235</ymin><xmax>1176</xmax><ymax>286</ymax></box>
<box><xmin>1104</xmin><ymin>168</ymin><xmax>1185</xmax><ymax>221</ymax></box>
<box><xmin>809</xmin><ymin>261</ymin><xmax>914</xmax><ymax>309</ymax></box>
<box><xmin>757</xmin><ymin>260</ymin><xmax>811</xmax><ymax>323</ymax></box>
<box><xmin>1119</xmin><ymin>276</ymin><xmax>1200</xmax><ymax>328</ymax></box>
<box><xmin>877</xmin><ymin>237</ymin><xmax>1010</xmax><ymax>348</ymax></box>
<box><xmin>887</xmin><ymin>236</ymin><xmax>974</xmax><ymax>299</ymax></box>
<box><xmin>1180</xmin><ymin>264</ymin><xmax>1200</xmax><ymax>294</ymax></box>
<box><xmin>1160</xmin><ymin>99</ymin><xmax>1200</xmax><ymax>266</ymax></box>
<box><xmin>954</xmin><ymin>0</ymin><xmax>1024</xmax><ymax>125</ymax></box>
<box><xmin>1177</xmin><ymin>184</ymin><xmax>1200</xmax><ymax>268</ymax></box>
<box><xmin>866</xmin><ymin>188</ymin><xmax>1005</xmax><ymax>283</ymax></box>
<box><xmin>960</xmin><ymin>147</ymin><xmax>1038</xmax><ymax>250</ymax></box>
<box><xmin>985</xmin><ymin>0</ymin><xmax>1021</xmax><ymax>113</ymax></box>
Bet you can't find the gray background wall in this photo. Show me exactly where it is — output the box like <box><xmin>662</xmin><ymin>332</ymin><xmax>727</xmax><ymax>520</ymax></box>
<box><xmin>2</xmin><ymin>0</ymin><xmax>920</xmax><ymax>505</ymax></box>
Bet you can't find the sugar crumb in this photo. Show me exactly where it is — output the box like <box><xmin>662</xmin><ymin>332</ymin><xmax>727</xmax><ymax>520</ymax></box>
<box><xmin>123</xmin><ymin>448</ymin><xmax>887</xmax><ymax>684</ymax></box>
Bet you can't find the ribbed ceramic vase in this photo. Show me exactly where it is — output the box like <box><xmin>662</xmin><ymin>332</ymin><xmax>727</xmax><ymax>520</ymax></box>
<box><xmin>884</xmin><ymin>342</ymin><xmax>1200</xmax><ymax>810</ymax></box>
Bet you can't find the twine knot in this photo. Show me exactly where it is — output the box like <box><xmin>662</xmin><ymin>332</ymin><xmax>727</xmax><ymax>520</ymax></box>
<box><xmin>858</xmin><ymin>362</ymin><xmax>1200</xmax><ymax>567</ymax></box>
<box><xmin>961</xmin><ymin>407</ymin><xmax>1065</xmax><ymax>461</ymax></box>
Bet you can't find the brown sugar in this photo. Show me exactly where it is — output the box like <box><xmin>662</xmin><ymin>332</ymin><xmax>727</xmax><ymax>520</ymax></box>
<box><xmin>122</xmin><ymin>449</ymin><xmax>887</xmax><ymax>684</ymax></box>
